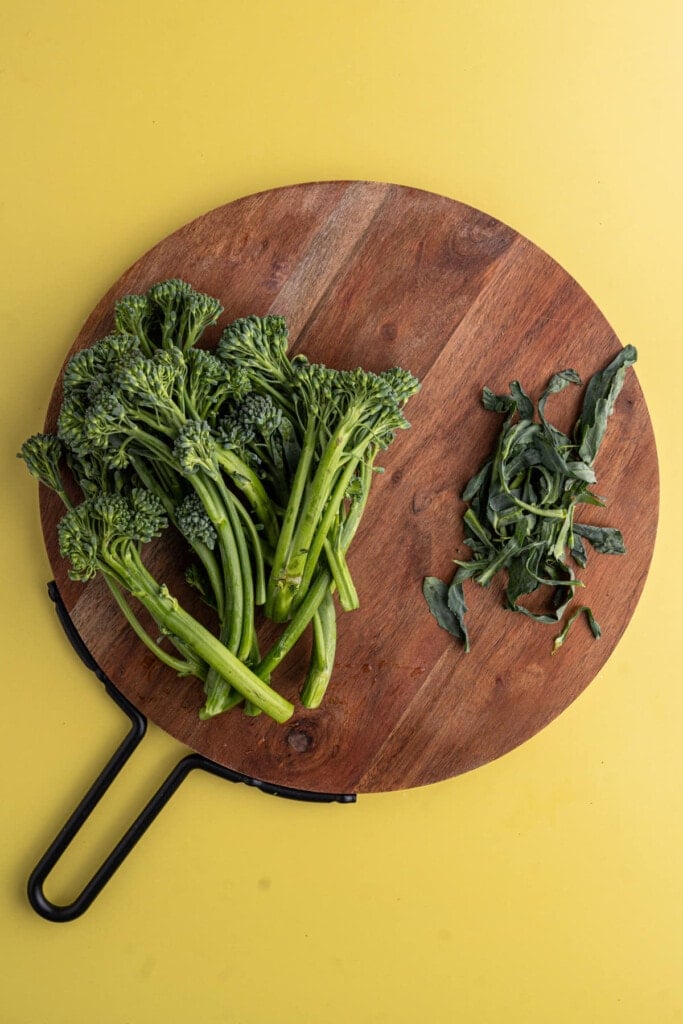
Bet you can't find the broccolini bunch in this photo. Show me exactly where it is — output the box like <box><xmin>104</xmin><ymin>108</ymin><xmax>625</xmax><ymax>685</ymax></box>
<box><xmin>19</xmin><ymin>279</ymin><xmax>419</xmax><ymax>722</ymax></box>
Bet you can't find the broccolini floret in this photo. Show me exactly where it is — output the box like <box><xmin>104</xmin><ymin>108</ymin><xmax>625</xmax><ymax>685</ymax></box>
<box><xmin>175</xmin><ymin>492</ymin><xmax>218</xmax><ymax>550</ymax></box>
<box><xmin>115</xmin><ymin>278</ymin><xmax>223</xmax><ymax>355</ymax></box>
<box><xmin>18</xmin><ymin>434</ymin><xmax>69</xmax><ymax>505</ymax></box>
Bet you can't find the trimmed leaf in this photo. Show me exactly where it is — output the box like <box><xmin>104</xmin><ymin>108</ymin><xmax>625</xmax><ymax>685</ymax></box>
<box><xmin>505</xmin><ymin>553</ymin><xmax>539</xmax><ymax>607</ymax></box>
<box><xmin>447</xmin><ymin>580</ymin><xmax>470</xmax><ymax>652</ymax></box>
<box><xmin>509</xmin><ymin>380</ymin><xmax>534</xmax><ymax>420</ymax></box>
<box><xmin>538</xmin><ymin>368</ymin><xmax>581</xmax><ymax>443</ymax></box>
<box><xmin>423</xmin><ymin>577</ymin><xmax>469</xmax><ymax>648</ymax></box>
<box><xmin>577</xmin><ymin>345</ymin><xmax>637</xmax><ymax>465</ymax></box>
<box><xmin>462</xmin><ymin>459</ymin><xmax>492</xmax><ymax>503</ymax></box>
<box><xmin>573</xmin><ymin>523</ymin><xmax>626</xmax><ymax>555</ymax></box>
<box><xmin>552</xmin><ymin>605</ymin><xmax>602</xmax><ymax>653</ymax></box>
<box><xmin>569</xmin><ymin>532</ymin><xmax>588</xmax><ymax>568</ymax></box>
<box><xmin>564</xmin><ymin>460</ymin><xmax>597</xmax><ymax>484</ymax></box>
<box><xmin>481</xmin><ymin>387</ymin><xmax>515</xmax><ymax>414</ymax></box>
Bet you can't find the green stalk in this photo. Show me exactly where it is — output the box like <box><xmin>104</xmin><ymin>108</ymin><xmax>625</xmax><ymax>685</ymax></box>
<box><xmin>267</xmin><ymin>415</ymin><xmax>361</xmax><ymax>621</ymax></box>
<box><xmin>154</xmin><ymin>598</ymin><xmax>292</xmax><ymax>720</ymax></box>
<box><xmin>214</xmin><ymin>447</ymin><xmax>279</xmax><ymax>547</ymax></box>
<box><xmin>105</xmin><ymin>575</ymin><xmax>206</xmax><ymax>678</ymax></box>
<box><xmin>256</xmin><ymin>569</ymin><xmax>333</xmax><ymax>677</ymax></box>
<box><xmin>265</xmin><ymin>417</ymin><xmax>318</xmax><ymax>621</ymax></box>
<box><xmin>300</xmin><ymin>588</ymin><xmax>337</xmax><ymax>708</ymax></box>
<box><xmin>475</xmin><ymin>536</ymin><xmax>524</xmax><ymax>587</ymax></box>
<box><xmin>282</xmin><ymin>421</ymin><xmax>353</xmax><ymax>579</ymax></box>
<box><xmin>105</xmin><ymin>550</ymin><xmax>293</xmax><ymax>722</ymax></box>
<box><xmin>255</xmin><ymin>459</ymin><xmax>374</xmax><ymax>679</ymax></box>
<box><xmin>293</xmin><ymin>455</ymin><xmax>361</xmax><ymax>609</ymax></box>
<box><xmin>341</xmin><ymin>459</ymin><xmax>374</xmax><ymax>543</ymax></box>
<box><xmin>215</xmin><ymin>475</ymin><xmax>255</xmax><ymax>663</ymax></box>
<box><xmin>243</xmin><ymin>631</ymin><xmax>266</xmax><ymax>717</ymax></box>
<box><xmin>28</xmin><ymin>465</ymin><xmax>210</xmax><ymax>681</ymax></box>
<box><xmin>190</xmin><ymin>474</ymin><xmax>243</xmax><ymax>653</ymax></box>
<box><xmin>130</xmin><ymin>453</ymin><xmax>225</xmax><ymax>619</ymax></box>
<box><xmin>230</xmin><ymin>490</ymin><xmax>268</xmax><ymax>606</ymax></box>
<box><xmin>189</xmin><ymin>474</ymin><xmax>247</xmax><ymax>718</ymax></box>
<box><xmin>199</xmin><ymin>682</ymin><xmax>245</xmax><ymax>719</ymax></box>
<box><xmin>323</xmin><ymin>536</ymin><xmax>358</xmax><ymax>611</ymax></box>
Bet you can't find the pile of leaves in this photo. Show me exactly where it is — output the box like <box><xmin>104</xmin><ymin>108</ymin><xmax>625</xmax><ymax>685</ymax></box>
<box><xmin>423</xmin><ymin>346</ymin><xmax>637</xmax><ymax>651</ymax></box>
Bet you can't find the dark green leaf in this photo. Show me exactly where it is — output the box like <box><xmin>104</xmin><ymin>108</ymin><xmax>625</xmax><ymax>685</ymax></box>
<box><xmin>463</xmin><ymin>507</ymin><xmax>494</xmax><ymax>548</ymax></box>
<box><xmin>574</xmin><ymin>523</ymin><xmax>626</xmax><ymax>554</ymax></box>
<box><xmin>529</xmin><ymin>436</ymin><xmax>573</xmax><ymax>476</ymax></box>
<box><xmin>577</xmin><ymin>345</ymin><xmax>637</xmax><ymax>464</ymax></box>
<box><xmin>577</xmin><ymin>398</ymin><xmax>609</xmax><ymax>465</ymax></box>
<box><xmin>552</xmin><ymin>605</ymin><xmax>602</xmax><ymax>653</ymax></box>
<box><xmin>539</xmin><ymin>368</ymin><xmax>582</xmax><ymax>405</ymax></box>
<box><xmin>447</xmin><ymin>579</ymin><xmax>470</xmax><ymax>652</ymax></box>
<box><xmin>454</xmin><ymin>560</ymin><xmax>487</xmax><ymax>583</ymax></box>
<box><xmin>462</xmin><ymin>459</ymin><xmax>492</xmax><ymax>503</ymax></box>
<box><xmin>564</xmin><ymin>460</ymin><xmax>597</xmax><ymax>484</ymax></box>
<box><xmin>509</xmin><ymin>380</ymin><xmax>534</xmax><ymax>420</ymax></box>
<box><xmin>481</xmin><ymin>387</ymin><xmax>515</xmax><ymax>414</ymax></box>
<box><xmin>505</xmin><ymin>553</ymin><xmax>539</xmax><ymax>606</ymax></box>
<box><xmin>423</xmin><ymin>577</ymin><xmax>469</xmax><ymax>649</ymax></box>
<box><xmin>573</xmin><ymin>489</ymin><xmax>607</xmax><ymax>507</ymax></box>
<box><xmin>578</xmin><ymin>345</ymin><xmax>637</xmax><ymax>435</ymax></box>
<box><xmin>538</xmin><ymin>369</ymin><xmax>581</xmax><ymax>442</ymax></box>
<box><xmin>489</xmin><ymin>492</ymin><xmax>520</xmax><ymax>514</ymax></box>
<box><xmin>570</xmin><ymin>532</ymin><xmax>588</xmax><ymax>568</ymax></box>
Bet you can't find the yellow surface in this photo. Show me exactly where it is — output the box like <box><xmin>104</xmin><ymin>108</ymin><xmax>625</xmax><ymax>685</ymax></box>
<box><xmin>1</xmin><ymin>1</ymin><xmax>681</xmax><ymax>1021</ymax></box>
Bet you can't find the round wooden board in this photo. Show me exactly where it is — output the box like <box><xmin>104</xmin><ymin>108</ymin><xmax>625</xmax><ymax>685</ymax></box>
<box><xmin>41</xmin><ymin>181</ymin><xmax>658</xmax><ymax>794</ymax></box>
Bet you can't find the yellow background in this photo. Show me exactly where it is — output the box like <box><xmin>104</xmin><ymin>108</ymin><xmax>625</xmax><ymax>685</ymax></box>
<box><xmin>2</xmin><ymin>2</ymin><xmax>681</xmax><ymax>1021</ymax></box>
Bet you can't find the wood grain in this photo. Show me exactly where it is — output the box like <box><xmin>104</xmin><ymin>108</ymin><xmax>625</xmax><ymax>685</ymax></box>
<box><xmin>40</xmin><ymin>181</ymin><xmax>659</xmax><ymax>794</ymax></box>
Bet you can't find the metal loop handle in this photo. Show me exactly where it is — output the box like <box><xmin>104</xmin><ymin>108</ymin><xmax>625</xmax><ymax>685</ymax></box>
<box><xmin>27</xmin><ymin>583</ymin><xmax>355</xmax><ymax>922</ymax></box>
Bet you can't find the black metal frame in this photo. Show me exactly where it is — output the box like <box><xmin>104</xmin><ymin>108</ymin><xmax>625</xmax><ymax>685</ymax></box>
<box><xmin>27</xmin><ymin>582</ymin><xmax>355</xmax><ymax>923</ymax></box>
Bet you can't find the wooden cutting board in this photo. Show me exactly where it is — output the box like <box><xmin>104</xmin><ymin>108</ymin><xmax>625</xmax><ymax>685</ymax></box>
<box><xmin>40</xmin><ymin>181</ymin><xmax>658</xmax><ymax>794</ymax></box>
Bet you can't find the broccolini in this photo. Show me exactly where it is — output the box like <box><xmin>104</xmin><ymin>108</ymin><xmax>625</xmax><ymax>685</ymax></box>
<box><xmin>19</xmin><ymin>278</ymin><xmax>420</xmax><ymax>721</ymax></box>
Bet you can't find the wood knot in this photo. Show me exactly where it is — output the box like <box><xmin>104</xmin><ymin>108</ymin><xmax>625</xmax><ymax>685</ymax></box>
<box><xmin>443</xmin><ymin>212</ymin><xmax>516</xmax><ymax>264</ymax></box>
<box><xmin>411</xmin><ymin>490</ymin><xmax>432</xmax><ymax>513</ymax></box>
<box><xmin>379</xmin><ymin>321</ymin><xmax>398</xmax><ymax>341</ymax></box>
<box><xmin>286</xmin><ymin>727</ymin><xmax>314</xmax><ymax>753</ymax></box>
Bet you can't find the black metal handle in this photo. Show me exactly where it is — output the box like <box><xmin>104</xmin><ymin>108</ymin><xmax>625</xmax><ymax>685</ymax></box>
<box><xmin>27</xmin><ymin>583</ymin><xmax>355</xmax><ymax>923</ymax></box>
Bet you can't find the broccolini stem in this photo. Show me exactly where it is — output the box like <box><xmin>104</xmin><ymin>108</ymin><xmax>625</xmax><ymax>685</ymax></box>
<box><xmin>242</xmin><ymin>634</ymin><xmax>266</xmax><ymax>717</ymax></box>
<box><xmin>130</xmin><ymin>454</ymin><xmax>225</xmax><ymax>619</ymax></box>
<box><xmin>256</xmin><ymin>458</ymin><xmax>374</xmax><ymax>677</ymax></box>
<box><xmin>300</xmin><ymin>588</ymin><xmax>337</xmax><ymax>708</ymax></box>
<box><xmin>265</xmin><ymin>416</ymin><xmax>318</xmax><ymax>621</ymax></box>
<box><xmin>128</xmin><ymin>426</ymin><xmax>177</xmax><ymax>467</ymax></box>
<box><xmin>323</xmin><ymin>536</ymin><xmax>358</xmax><ymax>612</ymax></box>
<box><xmin>283</xmin><ymin>419</ymin><xmax>353</xmax><ymax>576</ymax></box>
<box><xmin>229</xmin><ymin>490</ymin><xmax>268</xmax><ymax>606</ymax></box>
<box><xmin>189</xmin><ymin>540</ymin><xmax>226</xmax><ymax>621</ymax></box>
<box><xmin>148</xmin><ymin>592</ymin><xmax>292</xmax><ymax>721</ymax></box>
<box><xmin>341</xmin><ymin>458</ymin><xmax>374</xmax><ymax>544</ymax></box>
<box><xmin>198</xmin><ymin>681</ymin><xmax>244</xmax><ymax>719</ymax></box>
<box><xmin>198</xmin><ymin>474</ymin><xmax>257</xmax><ymax>717</ymax></box>
<box><xmin>103</xmin><ymin>551</ymin><xmax>292</xmax><ymax>722</ymax></box>
<box><xmin>256</xmin><ymin>569</ymin><xmax>333</xmax><ymax>678</ymax></box>
<box><xmin>105</xmin><ymin>576</ymin><xmax>206</xmax><ymax>678</ymax></box>
<box><xmin>271</xmin><ymin>419</ymin><xmax>373</xmax><ymax>620</ymax></box>
<box><xmin>214</xmin><ymin>475</ymin><xmax>255</xmax><ymax>664</ymax></box>
<box><xmin>293</xmin><ymin>455</ymin><xmax>361</xmax><ymax>610</ymax></box>
<box><xmin>189</xmin><ymin>474</ymin><xmax>244</xmax><ymax>654</ymax></box>
<box><xmin>213</xmin><ymin>447</ymin><xmax>279</xmax><ymax>547</ymax></box>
